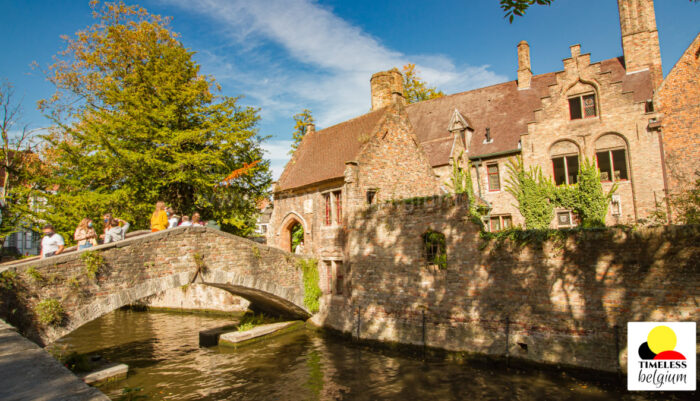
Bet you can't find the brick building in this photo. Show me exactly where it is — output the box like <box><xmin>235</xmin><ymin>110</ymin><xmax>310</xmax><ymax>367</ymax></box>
<box><xmin>269</xmin><ymin>0</ymin><xmax>694</xmax><ymax>274</ymax></box>
<box><xmin>655</xmin><ymin>32</ymin><xmax>700</xmax><ymax>220</ymax></box>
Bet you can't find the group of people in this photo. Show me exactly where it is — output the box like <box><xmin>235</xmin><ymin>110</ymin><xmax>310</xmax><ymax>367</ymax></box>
<box><xmin>40</xmin><ymin>212</ymin><xmax>131</xmax><ymax>259</ymax></box>
<box><xmin>149</xmin><ymin>201</ymin><xmax>207</xmax><ymax>231</ymax></box>
<box><xmin>41</xmin><ymin>201</ymin><xmax>207</xmax><ymax>259</ymax></box>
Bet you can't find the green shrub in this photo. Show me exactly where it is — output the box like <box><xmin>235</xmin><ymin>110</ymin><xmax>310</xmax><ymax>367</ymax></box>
<box><xmin>297</xmin><ymin>258</ymin><xmax>321</xmax><ymax>313</ymax></box>
<box><xmin>0</xmin><ymin>270</ymin><xmax>18</xmax><ymax>290</ymax></box>
<box><xmin>26</xmin><ymin>267</ymin><xmax>44</xmax><ymax>283</ymax></box>
<box><xmin>505</xmin><ymin>156</ymin><xmax>555</xmax><ymax>229</ymax></box>
<box><xmin>35</xmin><ymin>299</ymin><xmax>64</xmax><ymax>326</ymax></box>
<box><xmin>80</xmin><ymin>251</ymin><xmax>103</xmax><ymax>279</ymax></box>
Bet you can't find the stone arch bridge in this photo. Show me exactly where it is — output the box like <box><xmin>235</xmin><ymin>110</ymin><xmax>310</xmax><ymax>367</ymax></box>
<box><xmin>0</xmin><ymin>227</ymin><xmax>312</xmax><ymax>346</ymax></box>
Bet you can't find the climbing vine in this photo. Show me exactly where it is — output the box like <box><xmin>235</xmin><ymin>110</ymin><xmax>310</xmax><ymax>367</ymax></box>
<box><xmin>505</xmin><ymin>156</ymin><xmax>616</xmax><ymax>229</ymax></box>
<box><xmin>505</xmin><ymin>156</ymin><xmax>555</xmax><ymax>229</ymax></box>
<box><xmin>552</xmin><ymin>158</ymin><xmax>617</xmax><ymax>227</ymax></box>
<box><xmin>297</xmin><ymin>258</ymin><xmax>321</xmax><ymax>313</ymax></box>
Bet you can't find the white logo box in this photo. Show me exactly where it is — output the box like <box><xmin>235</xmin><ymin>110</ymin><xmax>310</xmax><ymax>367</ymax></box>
<box><xmin>628</xmin><ymin>322</ymin><xmax>696</xmax><ymax>391</ymax></box>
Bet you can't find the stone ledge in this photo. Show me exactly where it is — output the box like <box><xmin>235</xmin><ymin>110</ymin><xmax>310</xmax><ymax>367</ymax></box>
<box><xmin>219</xmin><ymin>321</ymin><xmax>304</xmax><ymax>348</ymax></box>
<box><xmin>79</xmin><ymin>363</ymin><xmax>128</xmax><ymax>385</ymax></box>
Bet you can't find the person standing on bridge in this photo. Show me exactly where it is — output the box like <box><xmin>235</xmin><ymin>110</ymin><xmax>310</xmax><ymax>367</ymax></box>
<box><xmin>150</xmin><ymin>201</ymin><xmax>168</xmax><ymax>232</ymax></box>
<box><xmin>167</xmin><ymin>207</ymin><xmax>179</xmax><ymax>229</ymax></box>
<box><xmin>191</xmin><ymin>212</ymin><xmax>205</xmax><ymax>227</ymax></box>
<box><xmin>41</xmin><ymin>224</ymin><xmax>65</xmax><ymax>259</ymax></box>
<box><xmin>102</xmin><ymin>217</ymin><xmax>130</xmax><ymax>243</ymax></box>
<box><xmin>74</xmin><ymin>218</ymin><xmax>97</xmax><ymax>250</ymax></box>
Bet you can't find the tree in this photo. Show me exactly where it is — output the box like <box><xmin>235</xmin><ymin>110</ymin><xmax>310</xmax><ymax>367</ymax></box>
<box><xmin>402</xmin><ymin>64</ymin><xmax>444</xmax><ymax>104</ymax></box>
<box><xmin>500</xmin><ymin>0</ymin><xmax>552</xmax><ymax>23</ymax></box>
<box><xmin>500</xmin><ymin>0</ymin><xmax>698</xmax><ymax>23</ymax></box>
<box><xmin>289</xmin><ymin>109</ymin><xmax>314</xmax><ymax>155</ymax></box>
<box><xmin>0</xmin><ymin>80</ymin><xmax>43</xmax><ymax>255</ymax></box>
<box><xmin>37</xmin><ymin>1</ymin><xmax>270</xmax><ymax>239</ymax></box>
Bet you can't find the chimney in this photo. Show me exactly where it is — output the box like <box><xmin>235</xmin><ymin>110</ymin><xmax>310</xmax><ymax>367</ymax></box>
<box><xmin>617</xmin><ymin>0</ymin><xmax>663</xmax><ymax>88</ymax></box>
<box><xmin>517</xmin><ymin>40</ymin><xmax>532</xmax><ymax>90</ymax></box>
<box><xmin>370</xmin><ymin>68</ymin><xmax>404</xmax><ymax>110</ymax></box>
<box><xmin>306</xmin><ymin>123</ymin><xmax>315</xmax><ymax>135</ymax></box>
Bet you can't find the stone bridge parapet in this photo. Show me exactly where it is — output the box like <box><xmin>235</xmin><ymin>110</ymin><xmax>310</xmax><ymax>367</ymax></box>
<box><xmin>0</xmin><ymin>227</ymin><xmax>310</xmax><ymax>345</ymax></box>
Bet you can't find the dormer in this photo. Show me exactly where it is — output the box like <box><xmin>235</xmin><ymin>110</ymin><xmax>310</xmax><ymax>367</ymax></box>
<box><xmin>447</xmin><ymin>109</ymin><xmax>473</xmax><ymax>151</ymax></box>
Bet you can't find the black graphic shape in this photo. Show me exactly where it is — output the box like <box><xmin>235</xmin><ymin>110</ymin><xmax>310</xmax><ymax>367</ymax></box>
<box><xmin>638</xmin><ymin>342</ymin><xmax>657</xmax><ymax>360</ymax></box>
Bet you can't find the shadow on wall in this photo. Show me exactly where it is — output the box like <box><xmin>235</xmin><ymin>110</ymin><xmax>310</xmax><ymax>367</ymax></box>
<box><xmin>318</xmin><ymin>194</ymin><xmax>700</xmax><ymax>372</ymax></box>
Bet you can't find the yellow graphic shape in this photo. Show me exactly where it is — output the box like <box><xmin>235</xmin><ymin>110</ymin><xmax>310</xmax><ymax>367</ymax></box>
<box><xmin>647</xmin><ymin>325</ymin><xmax>677</xmax><ymax>354</ymax></box>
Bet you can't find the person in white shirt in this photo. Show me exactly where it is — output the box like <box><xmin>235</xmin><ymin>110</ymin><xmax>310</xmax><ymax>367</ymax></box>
<box><xmin>179</xmin><ymin>215</ymin><xmax>193</xmax><ymax>227</ymax></box>
<box><xmin>294</xmin><ymin>241</ymin><xmax>305</xmax><ymax>255</ymax></box>
<box><xmin>167</xmin><ymin>208</ymin><xmax>179</xmax><ymax>229</ymax></box>
<box><xmin>41</xmin><ymin>224</ymin><xmax>65</xmax><ymax>259</ymax></box>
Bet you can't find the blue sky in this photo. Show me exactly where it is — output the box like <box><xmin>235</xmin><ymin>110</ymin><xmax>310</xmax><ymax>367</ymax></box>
<box><xmin>1</xmin><ymin>0</ymin><xmax>698</xmax><ymax>178</ymax></box>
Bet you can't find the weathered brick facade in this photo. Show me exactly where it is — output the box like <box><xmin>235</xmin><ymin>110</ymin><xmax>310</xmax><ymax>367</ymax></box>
<box><xmin>313</xmin><ymin>196</ymin><xmax>699</xmax><ymax>372</ymax></box>
<box><xmin>655</xmin><ymin>33</ymin><xmax>700</xmax><ymax>206</ymax></box>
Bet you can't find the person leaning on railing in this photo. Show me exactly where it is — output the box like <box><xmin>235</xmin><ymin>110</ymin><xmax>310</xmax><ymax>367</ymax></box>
<box><xmin>101</xmin><ymin>217</ymin><xmax>130</xmax><ymax>244</ymax></box>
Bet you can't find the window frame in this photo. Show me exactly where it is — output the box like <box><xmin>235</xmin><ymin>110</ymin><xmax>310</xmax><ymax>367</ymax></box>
<box><xmin>488</xmin><ymin>215</ymin><xmax>513</xmax><ymax>232</ymax></box>
<box><xmin>422</xmin><ymin>230</ymin><xmax>447</xmax><ymax>269</ymax></box>
<box><xmin>556</xmin><ymin>210</ymin><xmax>576</xmax><ymax>228</ymax></box>
<box><xmin>595</xmin><ymin>147</ymin><xmax>629</xmax><ymax>183</ymax></box>
<box><xmin>551</xmin><ymin>153</ymin><xmax>580</xmax><ymax>186</ymax></box>
<box><xmin>323</xmin><ymin>193</ymin><xmax>332</xmax><ymax>226</ymax></box>
<box><xmin>568</xmin><ymin>93</ymin><xmax>597</xmax><ymax>120</ymax></box>
<box><xmin>486</xmin><ymin>163</ymin><xmax>501</xmax><ymax>192</ymax></box>
<box><xmin>333</xmin><ymin>190</ymin><xmax>342</xmax><ymax>224</ymax></box>
<box><xmin>321</xmin><ymin>189</ymin><xmax>343</xmax><ymax>227</ymax></box>
<box><xmin>366</xmin><ymin>189</ymin><xmax>377</xmax><ymax>205</ymax></box>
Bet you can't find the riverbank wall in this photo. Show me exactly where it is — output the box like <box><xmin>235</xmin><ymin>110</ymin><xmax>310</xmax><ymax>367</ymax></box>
<box><xmin>313</xmin><ymin>196</ymin><xmax>699</xmax><ymax>373</ymax></box>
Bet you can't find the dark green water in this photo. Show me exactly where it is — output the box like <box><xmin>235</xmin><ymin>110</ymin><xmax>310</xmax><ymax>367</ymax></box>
<box><xmin>55</xmin><ymin>310</ymin><xmax>691</xmax><ymax>400</ymax></box>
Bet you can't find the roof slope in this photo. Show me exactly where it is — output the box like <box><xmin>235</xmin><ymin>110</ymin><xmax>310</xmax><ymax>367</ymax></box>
<box><xmin>276</xmin><ymin>108</ymin><xmax>386</xmax><ymax>191</ymax></box>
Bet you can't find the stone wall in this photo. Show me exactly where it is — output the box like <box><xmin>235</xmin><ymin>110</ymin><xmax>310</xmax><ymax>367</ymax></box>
<box><xmin>314</xmin><ymin>195</ymin><xmax>699</xmax><ymax>372</ymax></box>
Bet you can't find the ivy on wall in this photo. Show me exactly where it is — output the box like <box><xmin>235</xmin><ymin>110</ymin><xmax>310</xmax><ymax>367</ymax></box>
<box><xmin>505</xmin><ymin>156</ymin><xmax>617</xmax><ymax>229</ymax></box>
<box><xmin>505</xmin><ymin>156</ymin><xmax>555</xmax><ymax>229</ymax></box>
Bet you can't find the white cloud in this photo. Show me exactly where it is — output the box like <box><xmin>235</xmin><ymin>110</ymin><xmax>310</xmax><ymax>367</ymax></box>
<box><xmin>159</xmin><ymin>0</ymin><xmax>508</xmax><ymax>179</ymax></box>
<box><xmin>261</xmin><ymin>139</ymin><xmax>293</xmax><ymax>180</ymax></box>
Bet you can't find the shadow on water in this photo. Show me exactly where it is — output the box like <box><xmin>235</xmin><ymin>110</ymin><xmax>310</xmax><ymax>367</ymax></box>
<box><xmin>58</xmin><ymin>310</ymin><xmax>696</xmax><ymax>401</ymax></box>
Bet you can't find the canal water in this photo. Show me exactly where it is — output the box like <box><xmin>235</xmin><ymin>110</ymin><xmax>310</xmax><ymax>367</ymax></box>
<box><xmin>56</xmin><ymin>310</ymin><xmax>691</xmax><ymax>400</ymax></box>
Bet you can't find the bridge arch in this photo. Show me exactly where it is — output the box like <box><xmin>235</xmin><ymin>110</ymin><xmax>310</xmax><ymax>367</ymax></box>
<box><xmin>0</xmin><ymin>227</ymin><xmax>312</xmax><ymax>346</ymax></box>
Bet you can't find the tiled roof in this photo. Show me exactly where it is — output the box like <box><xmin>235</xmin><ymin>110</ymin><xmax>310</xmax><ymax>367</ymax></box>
<box><xmin>276</xmin><ymin>57</ymin><xmax>653</xmax><ymax>191</ymax></box>
<box><xmin>276</xmin><ymin>108</ymin><xmax>386</xmax><ymax>191</ymax></box>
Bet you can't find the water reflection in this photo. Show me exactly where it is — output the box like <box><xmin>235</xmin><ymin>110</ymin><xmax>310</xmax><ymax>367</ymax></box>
<box><xmin>56</xmin><ymin>310</ymin><xmax>692</xmax><ymax>400</ymax></box>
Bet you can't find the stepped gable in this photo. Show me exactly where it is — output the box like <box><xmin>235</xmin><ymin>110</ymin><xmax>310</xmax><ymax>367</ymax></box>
<box><xmin>276</xmin><ymin>107</ymin><xmax>386</xmax><ymax>191</ymax></box>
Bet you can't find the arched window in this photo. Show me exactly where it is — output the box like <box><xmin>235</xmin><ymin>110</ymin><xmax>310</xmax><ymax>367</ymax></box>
<box><xmin>550</xmin><ymin>140</ymin><xmax>580</xmax><ymax>186</ymax></box>
<box><xmin>422</xmin><ymin>230</ymin><xmax>446</xmax><ymax>269</ymax></box>
<box><xmin>595</xmin><ymin>134</ymin><xmax>629</xmax><ymax>182</ymax></box>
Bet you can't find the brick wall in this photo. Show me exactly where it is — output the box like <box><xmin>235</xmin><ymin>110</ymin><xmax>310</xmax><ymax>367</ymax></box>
<box><xmin>315</xmin><ymin>196</ymin><xmax>699</xmax><ymax>372</ymax></box>
<box><xmin>656</xmin><ymin>33</ymin><xmax>700</xmax><ymax>202</ymax></box>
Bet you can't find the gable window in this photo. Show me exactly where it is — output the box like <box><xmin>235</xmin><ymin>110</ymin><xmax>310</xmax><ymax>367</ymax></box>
<box><xmin>323</xmin><ymin>193</ymin><xmax>331</xmax><ymax>226</ymax></box>
<box><xmin>366</xmin><ymin>189</ymin><xmax>377</xmax><ymax>205</ymax></box>
<box><xmin>552</xmin><ymin>154</ymin><xmax>579</xmax><ymax>186</ymax></box>
<box><xmin>569</xmin><ymin>94</ymin><xmax>597</xmax><ymax>120</ymax></box>
<box><xmin>489</xmin><ymin>215</ymin><xmax>513</xmax><ymax>232</ymax></box>
<box><xmin>423</xmin><ymin>230</ymin><xmax>447</xmax><ymax>269</ymax></box>
<box><xmin>333</xmin><ymin>190</ymin><xmax>342</xmax><ymax>224</ymax></box>
<box><xmin>596</xmin><ymin>149</ymin><xmax>629</xmax><ymax>182</ymax></box>
<box><xmin>487</xmin><ymin>164</ymin><xmax>500</xmax><ymax>191</ymax></box>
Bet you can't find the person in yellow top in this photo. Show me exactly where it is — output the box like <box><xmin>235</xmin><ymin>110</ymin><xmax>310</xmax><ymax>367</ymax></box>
<box><xmin>150</xmin><ymin>201</ymin><xmax>169</xmax><ymax>232</ymax></box>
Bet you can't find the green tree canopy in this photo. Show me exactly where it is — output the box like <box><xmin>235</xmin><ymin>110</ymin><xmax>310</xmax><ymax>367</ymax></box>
<box><xmin>37</xmin><ymin>1</ymin><xmax>270</xmax><ymax>239</ymax></box>
<box><xmin>402</xmin><ymin>64</ymin><xmax>444</xmax><ymax>104</ymax></box>
<box><xmin>289</xmin><ymin>109</ymin><xmax>314</xmax><ymax>155</ymax></box>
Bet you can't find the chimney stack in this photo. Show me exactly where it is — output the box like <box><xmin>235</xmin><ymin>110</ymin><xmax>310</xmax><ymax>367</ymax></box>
<box><xmin>370</xmin><ymin>68</ymin><xmax>405</xmax><ymax>110</ymax></box>
<box><xmin>306</xmin><ymin>123</ymin><xmax>315</xmax><ymax>135</ymax></box>
<box><xmin>517</xmin><ymin>40</ymin><xmax>532</xmax><ymax>90</ymax></box>
<box><xmin>617</xmin><ymin>0</ymin><xmax>663</xmax><ymax>88</ymax></box>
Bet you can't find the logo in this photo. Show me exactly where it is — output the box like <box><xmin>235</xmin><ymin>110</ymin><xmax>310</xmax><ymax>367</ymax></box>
<box><xmin>628</xmin><ymin>322</ymin><xmax>696</xmax><ymax>391</ymax></box>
